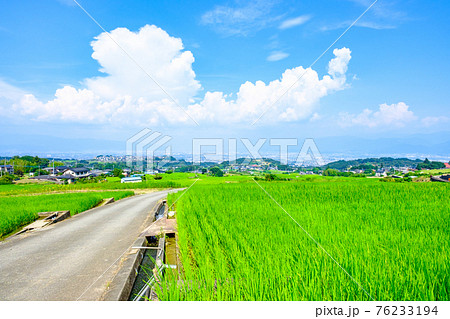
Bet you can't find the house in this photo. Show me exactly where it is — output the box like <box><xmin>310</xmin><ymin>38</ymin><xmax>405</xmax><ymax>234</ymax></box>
<box><xmin>43</xmin><ymin>165</ymin><xmax>69</xmax><ymax>175</ymax></box>
<box><xmin>57</xmin><ymin>174</ymin><xmax>76</xmax><ymax>184</ymax></box>
<box><xmin>122</xmin><ymin>168</ymin><xmax>131</xmax><ymax>177</ymax></box>
<box><xmin>43</xmin><ymin>167</ymin><xmax>57</xmax><ymax>175</ymax></box>
<box><xmin>55</xmin><ymin>166</ymin><xmax>69</xmax><ymax>173</ymax></box>
<box><xmin>444</xmin><ymin>163</ymin><xmax>450</xmax><ymax>169</ymax></box>
<box><xmin>121</xmin><ymin>176</ymin><xmax>142</xmax><ymax>183</ymax></box>
<box><xmin>63</xmin><ymin>167</ymin><xmax>91</xmax><ymax>178</ymax></box>
<box><xmin>89</xmin><ymin>169</ymin><xmax>105</xmax><ymax>177</ymax></box>
<box><xmin>375</xmin><ymin>169</ymin><xmax>387</xmax><ymax>177</ymax></box>
<box><xmin>31</xmin><ymin>175</ymin><xmax>63</xmax><ymax>184</ymax></box>
<box><xmin>0</xmin><ymin>165</ymin><xmax>14</xmax><ymax>174</ymax></box>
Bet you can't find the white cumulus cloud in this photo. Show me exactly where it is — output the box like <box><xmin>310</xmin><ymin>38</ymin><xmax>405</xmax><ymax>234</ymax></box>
<box><xmin>86</xmin><ymin>25</ymin><xmax>200</xmax><ymax>105</ymax></box>
<box><xmin>13</xmin><ymin>25</ymin><xmax>201</xmax><ymax>125</ymax></box>
<box><xmin>339</xmin><ymin>102</ymin><xmax>417</xmax><ymax>128</ymax></box>
<box><xmin>7</xmin><ymin>25</ymin><xmax>353</xmax><ymax>126</ymax></box>
<box><xmin>186</xmin><ymin>47</ymin><xmax>352</xmax><ymax>124</ymax></box>
<box><xmin>0</xmin><ymin>79</ymin><xmax>27</xmax><ymax>118</ymax></box>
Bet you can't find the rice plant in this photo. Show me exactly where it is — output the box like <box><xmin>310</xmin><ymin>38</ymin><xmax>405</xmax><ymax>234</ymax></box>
<box><xmin>161</xmin><ymin>181</ymin><xmax>449</xmax><ymax>301</ymax></box>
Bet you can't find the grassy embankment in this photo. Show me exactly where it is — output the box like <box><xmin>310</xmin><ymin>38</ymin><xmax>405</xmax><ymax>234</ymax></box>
<box><xmin>0</xmin><ymin>191</ymin><xmax>133</xmax><ymax>239</ymax></box>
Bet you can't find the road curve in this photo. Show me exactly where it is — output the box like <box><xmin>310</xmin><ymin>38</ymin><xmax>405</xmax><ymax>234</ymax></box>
<box><xmin>0</xmin><ymin>189</ymin><xmax>179</xmax><ymax>301</ymax></box>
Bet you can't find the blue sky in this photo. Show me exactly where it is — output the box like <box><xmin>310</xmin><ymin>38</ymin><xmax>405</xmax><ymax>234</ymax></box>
<box><xmin>0</xmin><ymin>0</ymin><xmax>449</xmax><ymax>158</ymax></box>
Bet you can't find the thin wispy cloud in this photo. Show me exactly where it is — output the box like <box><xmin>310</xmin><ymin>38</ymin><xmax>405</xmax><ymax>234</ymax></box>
<box><xmin>320</xmin><ymin>20</ymin><xmax>395</xmax><ymax>32</ymax></box>
<box><xmin>347</xmin><ymin>0</ymin><xmax>406</xmax><ymax>20</ymax></box>
<box><xmin>266</xmin><ymin>51</ymin><xmax>289</xmax><ymax>62</ymax></box>
<box><xmin>279</xmin><ymin>15</ymin><xmax>311</xmax><ymax>30</ymax></box>
<box><xmin>321</xmin><ymin>0</ymin><xmax>406</xmax><ymax>32</ymax></box>
<box><xmin>200</xmin><ymin>0</ymin><xmax>281</xmax><ymax>36</ymax></box>
<box><xmin>422</xmin><ymin>116</ymin><xmax>450</xmax><ymax>127</ymax></box>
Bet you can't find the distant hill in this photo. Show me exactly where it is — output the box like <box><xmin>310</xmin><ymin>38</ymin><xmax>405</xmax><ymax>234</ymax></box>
<box><xmin>323</xmin><ymin>157</ymin><xmax>424</xmax><ymax>170</ymax></box>
<box><xmin>220</xmin><ymin>157</ymin><xmax>282</xmax><ymax>166</ymax></box>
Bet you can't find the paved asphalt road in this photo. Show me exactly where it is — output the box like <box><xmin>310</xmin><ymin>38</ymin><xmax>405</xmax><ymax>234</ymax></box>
<box><xmin>0</xmin><ymin>190</ymin><xmax>179</xmax><ymax>301</ymax></box>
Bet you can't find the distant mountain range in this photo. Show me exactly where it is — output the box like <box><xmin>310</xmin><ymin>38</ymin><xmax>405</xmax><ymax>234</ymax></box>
<box><xmin>322</xmin><ymin>158</ymin><xmax>425</xmax><ymax>170</ymax></box>
<box><xmin>0</xmin><ymin>131</ymin><xmax>449</xmax><ymax>160</ymax></box>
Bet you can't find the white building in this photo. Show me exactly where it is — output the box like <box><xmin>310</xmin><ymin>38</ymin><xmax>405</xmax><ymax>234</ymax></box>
<box><xmin>62</xmin><ymin>167</ymin><xmax>91</xmax><ymax>178</ymax></box>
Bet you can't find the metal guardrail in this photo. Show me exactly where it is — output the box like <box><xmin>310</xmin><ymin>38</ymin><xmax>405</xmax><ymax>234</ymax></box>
<box><xmin>132</xmin><ymin>236</ymin><xmax>166</xmax><ymax>301</ymax></box>
<box><xmin>132</xmin><ymin>263</ymin><xmax>165</xmax><ymax>301</ymax></box>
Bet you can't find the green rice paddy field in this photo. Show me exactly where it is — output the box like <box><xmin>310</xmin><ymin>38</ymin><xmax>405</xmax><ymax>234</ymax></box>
<box><xmin>164</xmin><ymin>180</ymin><xmax>449</xmax><ymax>301</ymax></box>
<box><xmin>0</xmin><ymin>191</ymin><xmax>133</xmax><ymax>238</ymax></box>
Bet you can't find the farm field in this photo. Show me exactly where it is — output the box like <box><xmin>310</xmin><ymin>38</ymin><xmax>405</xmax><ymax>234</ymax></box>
<box><xmin>164</xmin><ymin>179</ymin><xmax>449</xmax><ymax>301</ymax></box>
<box><xmin>0</xmin><ymin>172</ymin><xmax>257</xmax><ymax>197</ymax></box>
<box><xmin>0</xmin><ymin>179</ymin><xmax>180</xmax><ymax>197</ymax></box>
<box><xmin>419</xmin><ymin>168</ymin><xmax>450</xmax><ymax>175</ymax></box>
<box><xmin>0</xmin><ymin>171</ymin><xmax>382</xmax><ymax>198</ymax></box>
<box><xmin>0</xmin><ymin>191</ymin><xmax>133</xmax><ymax>238</ymax></box>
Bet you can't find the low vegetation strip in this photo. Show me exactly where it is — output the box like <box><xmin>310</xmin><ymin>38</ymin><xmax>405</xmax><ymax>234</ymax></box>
<box><xmin>0</xmin><ymin>191</ymin><xmax>133</xmax><ymax>238</ymax></box>
<box><xmin>0</xmin><ymin>180</ymin><xmax>181</xmax><ymax>197</ymax></box>
<box><xmin>164</xmin><ymin>181</ymin><xmax>449</xmax><ymax>301</ymax></box>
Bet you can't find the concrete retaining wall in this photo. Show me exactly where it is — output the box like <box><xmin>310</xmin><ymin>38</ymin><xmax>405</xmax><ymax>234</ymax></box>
<box><xmin>102</xmin><ymin>199</ymin><xmax>166</xmax><ymax>301</ymax></box>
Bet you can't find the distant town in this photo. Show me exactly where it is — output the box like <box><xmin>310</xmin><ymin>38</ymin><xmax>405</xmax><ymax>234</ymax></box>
<box><xmin>1</xmin><ymin>155</ymin><xmax>449</xmax><ymax>185</ymax></box>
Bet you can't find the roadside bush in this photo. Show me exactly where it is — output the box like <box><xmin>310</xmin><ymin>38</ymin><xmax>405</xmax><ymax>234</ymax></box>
<box><xmin>0</xmin><ymin>175</ymin><xmax>14</xmax><ymax>185</ymax></box>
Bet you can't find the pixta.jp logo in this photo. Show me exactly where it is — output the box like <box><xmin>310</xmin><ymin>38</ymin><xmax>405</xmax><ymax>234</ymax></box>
<box><xmin>126</xmin><ymin>128</ymin><xmax>172</xmax><ymax>172</ymax></box>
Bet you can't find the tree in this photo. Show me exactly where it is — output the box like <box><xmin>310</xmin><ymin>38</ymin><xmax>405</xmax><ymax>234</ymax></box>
<box><xmin>34</xmin><ymin>169</ymin><xmax>49</xmax><ymax>175</ymax></box>
<box><xmin>201</xmin><ymin>168</ymin><xmax>207</xmax><ymax>174</ymax></box>
<box><xmin>15</xmin><ymin>168</ymin><xmax>24</xmax><ymax>177</ymax></box>
<box><xmin>265</xmin><ymin>173</ymin><xmax>276</xmax><ymax>181</ymax></box>
<box><xmin>210</xmin><ymin>167</ymin><xmax>224</xmax><ymax>177</ymax></box>
<box><xmin>323</xmin><ymin>168</ymin><xmax>339</xmax><ymax>176</ymax></box>
<box><xmin>417</xmin><ymin>159</ymin><xmax>445</xmax><ymax>170</ymax></box>
<box><xmin>0</xmin><ymin>175</ymin><xmax>14</xmax><ymax>185</ymax></box>
<box><xmin>113</xmin><ymin>168</ymin><xmax>123</xmax><ymax>178</ymax></box>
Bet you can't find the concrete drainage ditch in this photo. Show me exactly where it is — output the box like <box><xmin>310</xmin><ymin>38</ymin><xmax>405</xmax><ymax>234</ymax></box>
<box><xmin>102</xmin><ymin>199</ymin><xmax>179</xmax><ymax>301</ymax></box>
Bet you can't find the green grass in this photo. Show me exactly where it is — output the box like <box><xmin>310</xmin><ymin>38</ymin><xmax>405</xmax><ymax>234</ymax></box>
<box><xmin>0</xmin><ymin>172</ymin><xmax>255</xmax><ymax>197</ymax></box>
<box><xmin>0</xmin><ymin>179</ymin><xmax>181</xmax><ymax>197</ymax></box>
<box><xmin>163</xmin><ymin>180</ymin><xmax>449</xmax><ymax>301</ymax></box>
<box><xmin>418</xmin><ymin>168</ymin><xmax>450</xmax><ymax>175</ymax></box>
<box><xmin>0</xmin><ymin>191</ymin><xmax>133</xmax><ymax>238</ymax></box>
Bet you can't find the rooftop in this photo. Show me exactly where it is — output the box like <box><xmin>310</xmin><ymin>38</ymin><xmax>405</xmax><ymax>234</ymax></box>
<box><xmin>65</xmin><ymin>167</ymin><xmax>90</xmax><ymax>173</ymax></box>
